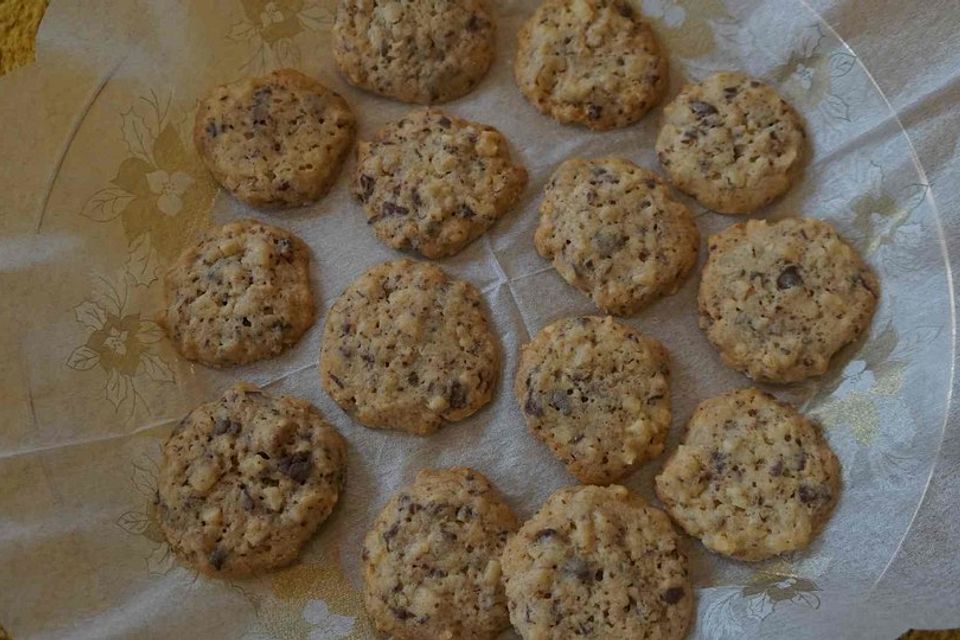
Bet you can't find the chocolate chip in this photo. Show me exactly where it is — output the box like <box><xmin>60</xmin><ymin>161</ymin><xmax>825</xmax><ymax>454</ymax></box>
<box><xmin>277</xmin><ymin>451</ymin><xmax>312</xmax><ymax>483</ymax></box>
<box><xmin>411</xmin><ymin>189</ymin><xmax>422</xmax><ymax>208</ymax></box>
<box><xmin>724</xmin><ymin>86</ymin><xmax>739</xmax><ymax>100</ymax></box>
<box><xmin>616</xmin><ymin>1</ymin><xmax>633</xmax><ymax>17</ymax></box>
<box><xmin>359</xmin><ymin>174</ymin><xmax>375</xmax><ymax>201</ymax></box>
<box><xmin>437</xmin><ymin>116</ymin><xmax>452</xmax><ymax>128</ymax></box>
<box><xmin>587</xmin><ymin>104</ymin><xmax>603</xmax><ymax>120</ymax></box>
<box><xmin>407</xmin><ymin>371</ymin><xmax>419</xmax><ymax>386</ymax></box>
<box><xmin>458</xmin><ymin>204</ymin><xmax>476</xmax><ymax>219</ymax></box>
<box><xmin>466</xmin><ymin>14</ymin><xmax>481</xmax><ymax>31</ymax></box>
<box><xmin>381</xmin><ymin>201</ymin><xmax>409</xmax><ymax>217</ymax></box>
<box><xmin>240</xmin><ymin>486</ymin><xmax>254</xmax><ymax>511</ymax></box>
<box><xmin>448</xmin><ymin>381</ymin><xmax>468</xmax><ymax>410</ymax></box>
<box><xmin>205</xmin><ymin>121</ymin><xmax>218</xmax><ymax>138</ymax></box>
<box><xmin>798</xmin><ymin>485</ymin><xmax>818</xmax><ymax>504</ymax></box>
<box><xmin>524</xmin><ymin>391</ymin><xmax>544</xmax><ymax>418</ymax></box>
<box><xmin>777</xmin><ymin>265</ymin><xmax>803</xmax><ymax>290</ymax></box>
<box><xmin>213</xmin><ymin>418</ymin><xmax>238</xmax><ymax>436</ymax></box>
<box><xmin>208</xmin><ymin>546</ymin><xmax>228</xmax><ymax>571</ymax></box>
<box><xmin>390</xmin><ymin>606</ymin><xmax>413</xmax><ymax>621</ymax></box>
<box><xmin>329</xmin><ymin>373</ymin><xmax>344</xmax><ymax>388</ymax></box>
<box><xmin>534</xmin><ymin>528</ymin><xmax>558</xmax><ymax>542</ymax></box>
<box><xmin>770</xmin><ymin>459</ymin><xmax>784</xmax><ymax>476</ymax></box>
<box><xmin>548</xmin><ymin>390</ymin><xmax>572</xmax><ymax>416</ymax></box>
<box><xmin>690</xmin><ymin>100</ymin><xmax>719</xmax><ymax>117</ymax></box>
<box><xmin>275</xmin><ymin>238</ymin><xmax>293</xmax><ymax>257</ymax></box>
<box><xmin>383</xmin><ymin>522</ymin><xmax>400</xmax><ymax>546</ymax></box>
<box><xmin>663</xmin><ymin>586</ymin><xmax>685</xmax><ymax>604</ymax></box>
<box><xmin>593</xmin><ymin>232</ymin><xmax>626</xmax><ymax>256</ymax></box>
<box><xmin>710</xmin><ymin>450</ymin><xmax>727</xmax><ymax>474</ymax></box>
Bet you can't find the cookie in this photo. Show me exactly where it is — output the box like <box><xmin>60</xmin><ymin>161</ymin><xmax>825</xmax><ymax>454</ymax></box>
<box><xmin>514</xmin><ymin>0</ymin><xmax>667</xmax><ymax>130</ymax></box>
<box><xmin>159</xmin><ymin>219</ymin><xmax>315</xmax><ymax>367</ymax></box>
<box><xmin>354</xmin><ymin>110</ymin><xmax>527</xmax><ymax>258</ymax></box>
<box><xmin>656</xmin><ymin>72</ymin><xmax>807</xmax><ymax>214</ymax></box>
<box><xmin>698</xmin><ymin>217</ymin><xmax>879</xmax><ymax>383</ymax></box>
<box><xmin>333</xmin><ymin>0</ymin><xmax>495</xmax><ymax>104</ymax></box>
<box><xmin>535</xmin><ymin>157</ymin><xmax>699</xmax><ymax>315</ymax></box>
<box><xmin>656</xmin><ymin>388</ymin><xmax>841</xmax><ymax>561</ymax></box>
<box><xmin>501</xmin><ymin>485</ymin><xmax>692</xmax><ymax>640</ymax></box>
<box><xmin>515</xmin><ymin>316</ymin><xmax>671</xmax><ymax>484</ymax></box>
<box><xmin>157</xmin><ymin>383</ymin><xmax>346</xmax><ymax>576</ymax></box>
<box><xmin>193</xmin><ymin>69</ymin><xmax>355</xmax><ymax>207</ymax></box>
<box><xmin>319</xmin><ymin>259</ymin><xmax>499</xmax><ymax>435</ymax></box>
<box><xmin>362</xmin><ymin>468</ymin><xmax>517</xmax><ymax>639</ymax></box>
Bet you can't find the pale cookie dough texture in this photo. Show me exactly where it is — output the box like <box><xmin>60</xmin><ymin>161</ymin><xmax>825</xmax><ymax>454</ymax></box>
<box><xmin>656</xmin><ymin>71</ymin><xmax>807</xmax><ymax>214</ymax></box>
<box><xmin>157</xmin><ymin>383</ymin><xmax>347</xmax><ymax>576</ymax></box>
<box><xmin>354</xmin><ymin>109</ymin><xmax>527</xmax><ymax>258</ymax></box>
<box><xmin>514</xmin><ymin>0</ymin><xmax>667</xmax><ymax>130</ymax></box>
<box><xmin>159</xmin><ymin>219</ymin><xmax>315</xmax><ymax>367</ymax></box>
<box><xmin>333</xmin><ymin>0</ymin><xmax>495</xmax><ymax>104</ymax></box>
<box><xmin>362</xmin><ymin>468</ymin><xmax>517</xmax><ymax>640</ymax></box>
<box><xmin>193</xmin><ymin>69</ymin><xmax>355</xmax><ymax>207</ymax></box>
<box><xmin>319</xmin><ymin>259</ymin><xmax>499</xmax><ymax>435</ymax></box>
<box><xmin>515</xmin><ymin>316</ymin><xmax>672</xmax><ymax>484</ymax></box>
<box><xmin>535</xmin><ymin>157</ymin><xmax>699</xmax><ymax>315</ymax></box>
<box><xmin>501</xmin><ymin>485</ymin><xmax>692</xmax><ymax>640</ymax></box>
<box><xmin>698</xmin><ymin>217</ymin><xmax>879</xmax><ymax>383</ymax></box>
<box><xmin>656</xmin><ymin>388</ymin><xmax>841</xmax><ymax>561</ymax></box>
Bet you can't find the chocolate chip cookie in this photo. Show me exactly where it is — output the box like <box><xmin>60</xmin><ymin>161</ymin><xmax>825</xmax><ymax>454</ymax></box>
<box><xmin>656</xmin><ymin>72</ymin><xmax>807</xmax><ymax>214</ymax></box>
<box><xmin>333</xmin><ymin>0</ymin><xmax>495</xmax><ymax>104</ymax></box>
<box><xmin>354</xmin><ymin>109</ymin><xmax>527</xmax><ymax>258</ymax></box>
<box><xmin>698</xmin><ymin>217</ymin><xmax>879</xmax><ymax>383</ymax></box>
<box><xmin>514</xmin><ymin>0</ymin><xmax>667</xmax><ymax>130</ymax></box>
<box><xmin>535</xmin><ymin>157</ymin><xmax>699</xmax><ymax>315</ymax></box>
<box><xmin>501</xmin><ymin>485</ymin><xmax>692</xmax><ymax>640</ymax></box>
<box><xmin>193</xmin><ymin>69</ymin><xmax>355</xmax><ymax>207</ymax></box>
<box><xmin>362</xmin><ymin>468</ymin><xmax>517</xmax><ymax>639</ymax></box>
<box><xmin>656</xmin><ymin>388</ymin><xmax>841</xmax><ymax>561</ymax></box>
<box><xmin>159</xmin><ymin>219</ymin><xmax>315</xmax><ymax>367</ymax></box>
<box><xmin>319</xmin><ymin>259</ymin><xmax>499</xmax><ymax>435</ymax></box>
<box><xmin>515</xmin><ymin>316</ymin><xmax>672</xmax><ymax>484</ymax></box>
<box><xmin>157</xmin><ymin>383</ymin><xmax>347</xmax><ymax>576</ymax></box>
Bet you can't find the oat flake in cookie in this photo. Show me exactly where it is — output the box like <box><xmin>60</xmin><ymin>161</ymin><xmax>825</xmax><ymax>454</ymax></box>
<box><xmin>515</xmin><ymin>316</ymin><xmax>671</xmax><ymax>485</ymax></box>
<box><xmin>354</xmin><ymin>110</ymin><xmax>527</xmax><ymax>258</ymax></box>
<box><xmin>514</xmin><ymin>0</ymin><xmax>667</xmax><ymax>130</ymax></box>
<box><xmin>319</xmin><ymin>259</ymin><xmax>499</xmax><ymax>435</ymax></box>
<box><xmin>362</xmin><ymin>468</ymin><xmax>517</xmax><ymax>640</ymax></box>
<box><xmin>656</xmin><ymin>388</ymin><xmax>841</xmax><ymax>561</ymax></box>
<box><xmin>159</xmin><ymin>219</ymin><xmax>315</xmax><ymax>367</ymax></box>
<box><xmin>656</xmin><ymin>72</ymin><xmax>807</xmax><ymax>214</ymax></box>
<box><xmin>698</xmin><ymin>217</ymin><xmax>879</xmax><ymax>383</ymax></box>
<box><xmin>333</xmin><ymin>0</ymin><xmax>495</xmax><ymax>104</ymax></box>
<box><xmin>535</xmin><ymin>157</ymin><xmax>699</xmax><ymax>315</ymax></box>
<box><xmin>157</xmin><ymin>383</ymin><xmax>346</xmax><ymax>576</ymax></box>
<box><xmin>501</xmin><ymin>485</ymin><xmax>692</xmax><ymax>640</ymax></box>
<box><xmin>193</xmin><ymin>69</ymin><xmax>355</xmax><ymax>207</ymax></box>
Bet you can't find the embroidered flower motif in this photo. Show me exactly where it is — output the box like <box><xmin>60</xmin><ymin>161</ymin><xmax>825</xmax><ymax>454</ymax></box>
<box><xmin>229</xmin><ymin>0</ymin><xmax>333</xmax><ymax>72</ymax></box>
<box><xmin>146</xmin><ymin>169</ymin><xmax>195</xmax><ymax>216</ymax></box>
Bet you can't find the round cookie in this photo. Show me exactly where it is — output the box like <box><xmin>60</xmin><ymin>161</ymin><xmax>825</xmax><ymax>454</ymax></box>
<box><xmin>362</xmin><ymin>468</ymin><xmax>517</xmax><ymax>640</ymax></box>
<box><xmin>159</xmin><ymin>219</ymin><xmax>315</xmax><ymax>367</ymax></box>
<box><xmin>354</xmin><ymin>110</ymin><xmax>527</xmax><ymax>258</ymax></box>
<box><xmin>194</xmin><ymin>69</ymin><xmax>355</xmax><ymax>207</ymax></box>
<box><xmin>157</xmin><ymin>382</ymin><xmax>347</xmax><ymax>576</ymax></box>
<box><xmin>656</xmin><ymin>72</ymin><xmax>807</xmax><ymax>214</ymax></box>
<box><xmin>535</xmin><ymin>157</ymin><xmax>699</xmax><ymax>315</ymax></box>
<box><xmin>319</xmin><ymin>259</ymin><xmax>499</xmax><ymax>435</ymax></box>
<box><xmin>333</xmin><ymin>0</ymin><xmax>495</xmax><ymax>104</ymax></box>
<box><xmin>698</xmin><ymin>217</ymin><xmax>879</xmax><ymax>383</ymax></box>
<box><xmin>514</xmin><ymin>0</ymin><xmax>667</xmax><ymax>130</ymax></box>
<box><xmin>501</xmin><ymin>485</ymin><xmax>692</xmax><ymax>640</ymax></box>
<box><xmin>655</xmin><ymin>388</ymin><xmax>841</xmax><ymax>561</ymax></box>
<box><xmin>515</xmin><ymin>316</ymin><xmax>672</xmax><ymax>484</ymax></box>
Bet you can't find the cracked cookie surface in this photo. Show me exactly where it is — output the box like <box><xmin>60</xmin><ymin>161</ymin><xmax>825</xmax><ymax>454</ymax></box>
<box><xmin>194</xmin><ymin>69</ymin><xmax>355</xmax><ymax>207</ymax></box>
<box><xmin>535</xmin><ymin>157</ymin><xmax>699</xmax><ymax>315</ymax></box>
<box><xmin>362</xmin><ymin>468</ymin><xmax>517</xmax><ymax>640</ymax></box>
<box><xmin>656</xmin><ymin>72</ymin><xmax>806</xmax><ymax>214</ymax></box>
<box><xmin>698</xmin><ymin>217</ymin><xmax>878</xmax><ymax>383</ymax></box>
<box><xmin>515</xmin><ymin>316</ymin><xmax>671</xmax><ymax>484</ymax></box>
<box><xmin>501</xmin><ymin>485</ymin><xmax>692</xmax><ymax>640</ymax></box>
<box><xmin>157</xmin><ymin>383</ymin><xmax>346</xmax><ymax>576</ymax></box>
<box><xmin>319</xmin><ymin>259</ymin><xmax>498</xmax><ymax>434</ymax></box>
<box><xmin>160</xmin><ymin>219</ymin><xmax>315</xmax><ymax>367</ymax></box>
<box><xmin>354</xmin><ymin>110</ymin><xmax>527</xmax><ymax>258</ymax></box>
<box><xmin>655</xmin><ymin>388</ymin><xmax>841</xmax><ymax>561</ymax></box>
<box><xmin>333</xmin><ymin>0</ymin><xmax>495</xmax><ymax>104</ymax></box>
<box><xmin>514</xmin><ymin>0</ymin><xmax>667</xmax><ymax>130</ymax></box>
